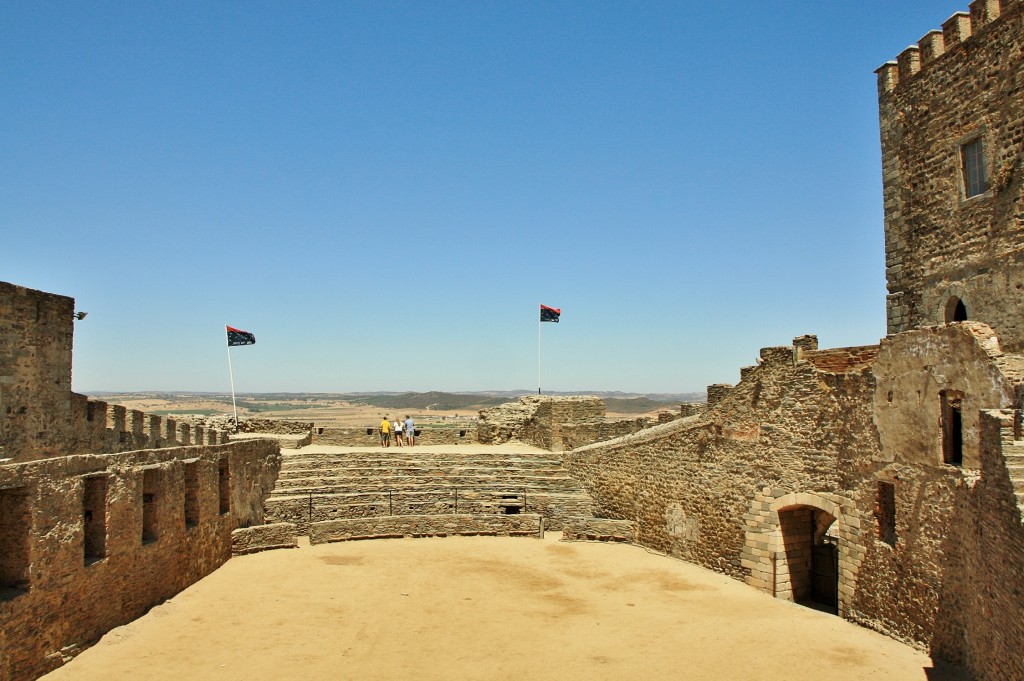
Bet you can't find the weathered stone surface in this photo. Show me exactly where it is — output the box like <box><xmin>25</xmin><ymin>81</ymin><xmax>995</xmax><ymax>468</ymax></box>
<box><xmin>264</xmin><ymin>447</ymin><xmax>593</xmax><ymax>534</ymax></box>
<box><xmin>0</xmin><ymin>283</ymin><xmax>229</xmax><ymax>463</ymax></box>
<box><xmin>561</xmin><ymin>518</ymin><xmax>634</xmax><ymax>543</ymax></box>
<box><xmin>309</xmin><ymin>513</ymin><xmax>543</xmax><ymax>543</ymax></box>
<box><xmin>557</xmin><ymin>319</ymin><xmax>1024</xmax><ymax>681</ymax></box>
<box><xmin>878</xmin><ymin>0</ymin><xmax>1024</xmax><ymax>351</ymax></box>
<box><xmin>231</xmin><ymin>522</ymin><xmax>298</xmax><ymax>555</ymax></box>
<box><xmin>478</xmin><ymin>395</ymin><xmax>664</xmax><ymax>451</ymax></box>
<box><xmin>0</xmin><ymin>439</ymin><xmax>281</xmax><ymax>681</ymax></box>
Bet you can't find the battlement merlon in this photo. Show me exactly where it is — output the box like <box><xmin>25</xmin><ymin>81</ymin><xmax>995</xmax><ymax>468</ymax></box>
<box><xmin>875</xmin><ymin>0</ymin><xmax>1012</xmax><ymax>94</ymax></box>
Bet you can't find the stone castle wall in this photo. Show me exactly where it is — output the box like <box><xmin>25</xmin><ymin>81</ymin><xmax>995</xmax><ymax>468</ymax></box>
<box><xmin>562</xmin><ymin>336</ymin><xmax>879</xmax><ymax>578</ymax></box>
<box><xmin>0</xmin><ymin>283</ymin><xmax>75</xmax><ymax>461</ymax></box>
<box><xmin>478</xmin><ymin>395</ymin><xmax>657</xmax><ymax>450</ymax></box>
<box><xmin>0</xmin><ymin>439</ymin><xmax>281</xmax><ymax>681</ymax></box>
<box><xmin>878</xmin><ymin>0</ymin><xmax>1024</xmax><ymax>349</ymax></box>
<box><xmin>0</xmin><ymin>282</ymin><xmax>231</xmax><ymax>464</ymax></box>
<box><xmin>559</xmin><ymin>326</ymin><xmax>1024</xmax><ymax>681</ymax></box>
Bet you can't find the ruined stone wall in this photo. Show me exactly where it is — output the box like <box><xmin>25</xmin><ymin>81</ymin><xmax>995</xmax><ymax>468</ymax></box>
<box><xmin>237</xmin><ymin>418</ymin><xmax>312</xmax><ymax>435</ymax></box>
<box><xmin>477</xmin><ymin>396</ymin><xmax>544</xmax><ymax>445</ymax></box>
<box><xmin>479</xmin><ymin>395</ymin><xmax>639</xmax><ymax>451</ymax></box>
<box><xmin>877</xmin><ymin>0</ymin><xmax>1024</xmax><ymax>349</ymax></box>
<box><xmin>561</xmin><ymin>326</ymin><xmax>1024</xmax><ymax>680</ymax></box>
<box><xmin>842</xmin><ymin>324</ymin><xmax>1024</xmax><ymax>680</ymax></box>
<box><xmin>0</xmin><ymin>439</ymin><xmax>281</xmax><ymax>681</ymax></box>
<box><xmin>943</xmin><ymin>410</ymin><xmax>1024</xmax><ymax>681</ymax></box>
<box><xmin>562</xmin><ymin>338</ymin><xmax>880</xmax><ymax>578</ymax></box>
<box><xmin>560</xmin><ymin>417</ymin><xmax>655</xmax><ymax>451</ymax></box>
<box><xmin>835</xmin><ymin>407</ymin><xmax>1024</xmax><ymax>681</ymax></box>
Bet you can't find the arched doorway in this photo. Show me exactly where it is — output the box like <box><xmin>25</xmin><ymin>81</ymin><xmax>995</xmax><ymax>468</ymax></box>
<box><xmin>945</xmin><ymin>296</ymin><xmax>968</xmax><ymax>322</ymax></box>
<box><xmin>778</xmin><ymin>505</ymin><xmax>838</xmax><ymax>613</ymax></box>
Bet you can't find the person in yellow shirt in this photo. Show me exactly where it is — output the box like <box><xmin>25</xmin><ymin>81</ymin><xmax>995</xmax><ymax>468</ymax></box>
<box><xmin>379</xmin><ymin>416</ymin><xmax>391</xmax><ymax>448</ymax></box>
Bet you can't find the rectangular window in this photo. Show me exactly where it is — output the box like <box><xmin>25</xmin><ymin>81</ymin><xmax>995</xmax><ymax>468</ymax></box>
<box><xmin>876</xmin><ymin>481</ymin><xmax>896</xmax><ymax>547</ymax></box>
<box><xmin>941</xmin><ymin>390</ymin><xmax>964</xmax><ymax>466</ymax></box>
<box><xmin>184</xmin><ymin>461</ymin><xmax>199</xmax><ymax>528</ymax></box>
<box><xmin>218</xmin><ymin>458</ymin><xmax>231</xmax><ymax>515</ymax></box>
<box><xmin>83</xmin><ymin>476</ymin><xmax>107</xmax><ymax>564</ymax></box>
<box><xmin>142</xmin><ymin>469</ymin><xmax>159</xmax><ymax>544</ymax></box>
<box><xmin>0</xmin><ymin>488</ymin><xmax>31</xmax><ymax>599</ymax></box>
<box><xmin>962</xmin><ymin>138</ymin><xmax>988</xmax><ymax>198</ymax></box>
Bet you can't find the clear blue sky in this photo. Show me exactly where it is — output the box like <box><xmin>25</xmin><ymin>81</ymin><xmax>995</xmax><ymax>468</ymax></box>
<box><xmin>1</xmin><ymin>1</ymin><xmax>968</xmax><ymax>394</ymax></box>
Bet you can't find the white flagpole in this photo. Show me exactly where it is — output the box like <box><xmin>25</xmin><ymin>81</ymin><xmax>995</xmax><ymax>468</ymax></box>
<box><xmin>226</xmin><ymin>328</ymin><xmax>238</xmax><ymax>429</ymax></box>
<box><xmin>538</xmin><ymin>316</ymin><xmax>542</xmax><ymax>395</ymax></box>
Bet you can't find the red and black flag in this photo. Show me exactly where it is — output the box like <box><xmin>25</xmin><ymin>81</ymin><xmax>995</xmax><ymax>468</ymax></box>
<box><xmin>226</xmin><ymin>326</ymin><xmax>256</xmax><ymax>347</ymax></box>
<box><xmin>540</xmin><ymin>305</ymin><xmax>561</xmax><ymax>323</ymax></box>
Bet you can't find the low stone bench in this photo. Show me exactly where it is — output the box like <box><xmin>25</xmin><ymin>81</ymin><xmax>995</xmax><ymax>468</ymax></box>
<box><xmin>561</xmin><ymin>518</ymin><xmax>634</xmax><ymax>543</ymax></box>
<box><xmin>309</xmin><ymin>513</ymin><xmax>545</xmax><ymax>544</ymax></box>
<box><xmin>231</xmin><ymin>522</ymin><xmax>299</xmax><ymax>555</ymax></box>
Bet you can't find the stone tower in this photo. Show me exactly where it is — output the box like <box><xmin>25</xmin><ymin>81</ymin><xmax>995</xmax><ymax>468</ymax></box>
<box><xmin>876</xmin><ymin>0</ymin><xmax>1024</xmax><ymax>350</ymax></box>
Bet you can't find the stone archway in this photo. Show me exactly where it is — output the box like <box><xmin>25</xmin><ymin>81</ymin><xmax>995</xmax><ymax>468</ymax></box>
<box><xmin>742</xmin><ymin>490</ymin><xmax>861</xmax><ymax>617</ymax></box>
<box><xmin>945</xmin><ymin>296</ymin><xmax>968</xmax><ymax>322</ymax></box>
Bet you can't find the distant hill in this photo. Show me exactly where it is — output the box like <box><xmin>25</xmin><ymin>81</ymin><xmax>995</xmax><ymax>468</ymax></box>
<box><xmin>604</xmin><ymin>397</ymin><xmax>695</xmax><ymax>413</ymax></box>
<box><xmin>84</xmin><ymin>390</ymin><xmax>706</xmax><ymax>413</ymax></box>
<box><xmin>345</xmin><ymin>391</ymin><xmax>512</xmax><ymax>411</ymax></box>
<box><xmin>344</xmin><ymin>392</ymin><xmax>704</xmax><ymax>414</ymax></box>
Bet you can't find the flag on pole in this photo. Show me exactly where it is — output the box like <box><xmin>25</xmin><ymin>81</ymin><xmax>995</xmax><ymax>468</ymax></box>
<box><xmin>226</xmin><ymin>326</ymin><xmax>256</xmax><ymax>346</ymax></box>
<box><xmin>540</xmin><ymin>305</ymin><xmax>561</xmax><ymax>323</ymax></box>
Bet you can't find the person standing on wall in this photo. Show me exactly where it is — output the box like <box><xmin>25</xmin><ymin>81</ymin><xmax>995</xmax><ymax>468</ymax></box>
<box><xmin>380</xmin><ymin>415</ymin><xmax>391</xmax><ymax>447</ymax></box>
<box><xmin>405</xmin><ymin>414</ymin><xmax>415</xmax><ymax>447</ymax></box>
<box><xmin>393</xmin><ymin>417</ymin><xmax>404</xmax><ymax>447</ymax></box>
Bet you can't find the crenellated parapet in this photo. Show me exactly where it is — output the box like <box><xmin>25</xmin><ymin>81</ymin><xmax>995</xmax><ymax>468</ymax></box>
<box><xmin>876</xmin><ymin>0</ymin><xmax>1024</xmax><ymax>350</ymax></box>
<box><xmin>0</xmin><ymin>281</ymin><xmax>231</xmax><ymax>463</ymax></box>
<box><xmin>875</xmin><ymin>0</ymin><xmax>1011</xmax><ymax>94</ymax></box>
<box><xmin>57</xmin><ymin>393</ymin><xmax>229</xmax><ymax>463</ymax></box>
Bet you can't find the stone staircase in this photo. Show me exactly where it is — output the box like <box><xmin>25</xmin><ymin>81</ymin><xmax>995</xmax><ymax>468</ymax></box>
<box><xmin>264</xmin><ymin>447</ymin><xmax>594</xmax><ymax>534</ymax></box>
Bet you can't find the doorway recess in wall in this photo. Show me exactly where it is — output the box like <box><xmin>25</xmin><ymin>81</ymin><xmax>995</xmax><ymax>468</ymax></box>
<box><xmin>184</xmin><ymin>461</ymin><xmax>200</xmax><ymax>528</ymax></box>
<box><xmin>83</xmin><ymin>475</ymin><xmax>107</xmax><ymax>564</ymax></box>
<box><xmin>876</xmin><ymin>481</ymin><xmax>896</xmax><ymax>547</ymax></box>
<box><xmin>940</xmin><ymin>390</ymin><xmax>964</xmax><ymax>466</ymax></box>
<box><xmin>0</xmin><ymin>487</ymin><xmax>31</xmax><ymax>600</ymax></box>
<box><xmin>218</xmin><ymin>458</ymin><xmax>231</xmax><ymax>515</ymax></box>
<box><xmin>142</xmin><ymin>469</ymin><xmax>159</xmax><ymax>544</ymax></box>
<box><xmin>945</xmin><ymin>296</ymin><xmax>968</xmax><ymax>322</ymax></box>
<box><xmin>778</xmin><ymin>505</ymin><xmax>838</xmax><ymax>615</ymax></box>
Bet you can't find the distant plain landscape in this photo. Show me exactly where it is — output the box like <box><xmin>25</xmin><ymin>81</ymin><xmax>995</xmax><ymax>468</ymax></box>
<box><xmin>86</xmin><ymin>390</ymin><xmax>706</xmax><ymax>427</ymax></box>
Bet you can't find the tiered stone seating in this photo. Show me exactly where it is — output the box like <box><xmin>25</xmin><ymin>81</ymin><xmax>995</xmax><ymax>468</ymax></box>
<box><xmin>265</xmin><ymin>448</ymin><xmax>594</xmax><ymax>534</ymax></box>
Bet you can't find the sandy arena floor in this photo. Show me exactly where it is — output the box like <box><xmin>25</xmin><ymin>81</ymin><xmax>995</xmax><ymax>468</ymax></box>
<box><xmin>41</xmin><ymin>533</ymin><xmax>967</xmax><ymax>681</ymax></box>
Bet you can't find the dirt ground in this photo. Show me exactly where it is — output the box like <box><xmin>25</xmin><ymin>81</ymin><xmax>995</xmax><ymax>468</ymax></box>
<box><xmin>43</xmin><ymin>534</ymin><xmax>967</xmax><ymax>681</ymax></box>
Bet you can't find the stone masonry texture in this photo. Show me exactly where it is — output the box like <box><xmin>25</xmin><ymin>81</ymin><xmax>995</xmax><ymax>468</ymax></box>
<box><xmin>6</xmin><ymin>5</ymin><xmax>1024</xmax><ymax>681</ymax></box>
<box><xmin>0</xmin><ymin>439</ymin><xmax>281</xmax><ymax>681</ymax></box>
<box><xmin>0</xmin><ymin>281</ymin><xmax>281</xmax><ymax>681</ymax></box>
<box><xmin>559</xmin><ymin>324</ymin><xmax>1024</xmax><ymax>681</ymax></box>
<box><xmin>878</xmin><ymin>0</ymin><xmax>1024</xmax><ymax>350</ymax></box>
